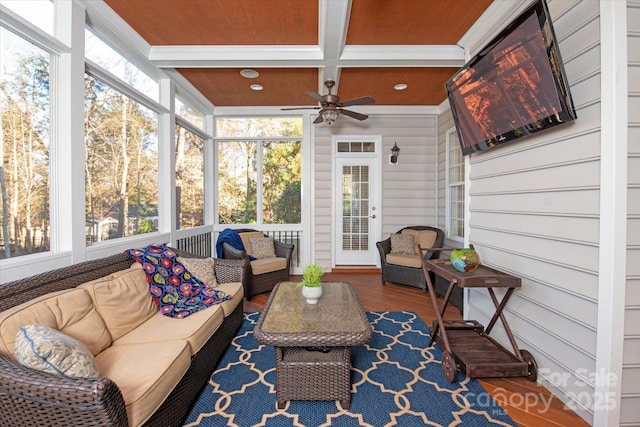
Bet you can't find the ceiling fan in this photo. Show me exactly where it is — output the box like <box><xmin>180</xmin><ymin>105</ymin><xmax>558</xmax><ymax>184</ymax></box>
<box><xmin>281</xmin><ymin>80</ymin><xmax>375</xmax><ymax>124</ymax></box>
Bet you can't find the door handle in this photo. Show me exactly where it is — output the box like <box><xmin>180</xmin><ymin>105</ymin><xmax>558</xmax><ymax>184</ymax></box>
<box><xmin>371</xmin><ymin>215</ymin><xmax>376</xmax><ymax>219</ymax></box>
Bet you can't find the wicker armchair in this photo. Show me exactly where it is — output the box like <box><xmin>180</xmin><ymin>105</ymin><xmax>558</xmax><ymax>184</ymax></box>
<box><xmin>376</xmin><ymin>226</ymin><xmax>445</xmax><ymax>292</ymax></box>
<box><xmin>221</xmin><ymin>229</ymin><xmax>294</xmax><ymax>300</ymax></box>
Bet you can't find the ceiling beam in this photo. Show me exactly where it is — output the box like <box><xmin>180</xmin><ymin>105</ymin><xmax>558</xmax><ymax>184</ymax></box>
<box><xmin>148</xmin><ymin>44</ymin><xmax>464</xmax><ymax>68</ymax></box>
<box><xmin>318</xmin><ymin>0</ymin><xmax>351</xmax><ymax>91</ymax></box>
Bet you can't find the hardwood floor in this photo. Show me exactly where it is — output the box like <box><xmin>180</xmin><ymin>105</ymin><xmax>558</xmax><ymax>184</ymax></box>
<box><xmin>243</xmin><ymin>271</ymin><xmax>590</xmax><ymax>427</ymax></box>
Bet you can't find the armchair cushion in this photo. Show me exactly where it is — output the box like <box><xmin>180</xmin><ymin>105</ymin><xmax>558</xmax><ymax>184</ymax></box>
<box><xmin>390</xmin><ymin>233</ymin><xmax>415</xmax><ymax>255</ymax></box>
<box><xmin>178</xmin><ymin>257</ymin><xmax>218</xmax><ymax>287</ymax></box>
<box><xmin>250</xmin><ymin>257</ymin><xmax>288</xmax><ymax>275</ymax></box>
<box><xmin>14</xmin><ymin>324</ymin><xmax>99</xmax><ymax>378</ymax></box>
<box><xmin>385</xmin><ymin>253</ymin><xmax>423</xmax><ymax>268</ymax></box>
<box><xmin>402</xmin><ymin>229</ymin><xmax>438</xmax><ymax>255</ymax></box>
<box><xmin>249</xmin><ymin>237</ymin><xmax>276</xmax><ymax>259</ymax></box>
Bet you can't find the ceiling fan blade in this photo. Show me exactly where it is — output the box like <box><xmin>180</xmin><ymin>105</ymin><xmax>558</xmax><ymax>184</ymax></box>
<box><xmin>306</xmin><ymin>91</ymin><xmax>326</xmax><ymax>103</ymax></box>
<box><xmin>339</xmin><ymin>109</ymin><xmax>368</xmax><ymax>121</ymax></box>
<box><xmin>339</xmin><ymin>96</ymin><xmax>375</xmax><ymax>107</ymax></box>
<box><xmin>280</xmin><ymin>107</ymin><xmax>321</xmax><ymax>111</ymax></box>
<box><xmin>313</xmin><ymin>114</ymin><xmax>324</xmax><ymax>124</ymax></box>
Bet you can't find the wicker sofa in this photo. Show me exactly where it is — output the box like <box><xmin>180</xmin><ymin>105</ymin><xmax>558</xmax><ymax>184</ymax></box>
<box><xmin>0</xmin><ymin>248</ymin><xmax>246</xmax><ymax>427</ymax></box>
<box><xmin>221</xmin><ymin>228</ymin><xmax>294</xmax><ymax>300</ymax></box>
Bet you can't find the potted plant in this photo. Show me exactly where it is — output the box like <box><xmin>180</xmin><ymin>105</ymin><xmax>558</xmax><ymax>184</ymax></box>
<box><xmin>301</xmin><ymin>263</ymin><xmax>325</xmax><ymax>304</ymax></box>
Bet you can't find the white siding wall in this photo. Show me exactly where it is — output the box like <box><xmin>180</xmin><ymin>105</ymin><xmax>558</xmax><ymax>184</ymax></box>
<box><xmin>460</xmin><ymin>0</ymin><xmax>603</xmax><ymax>423</ymax></box>
<box><xmin>624</xmin><ymin>1</ymin><xmax>640</xmax><ymax>425</ymax></box>
<box><xmin>312</xmin><ymin>114</ymin><xmax>438</xmax><ymax>268</ymax></box>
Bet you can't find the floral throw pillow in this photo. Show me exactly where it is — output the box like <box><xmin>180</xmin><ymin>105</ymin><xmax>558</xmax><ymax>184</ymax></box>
<box><xmin>390</xmin><ymin>233</ymin><xmax>415</xmax><ymax>255</ymax></box>
<box><xmin>14</xmin><ymin>324</ymin><xmax>99</xmax><ymax>378</ymax></box>
<box><xmin>127</xmin><ymin>244</ymin><xmax>230</xmax><ymax>319</ymax></box>
<box><xmin>249</xmin><ymin>237</ymin><xmax>276</xmax><ymax>259</ymax></box>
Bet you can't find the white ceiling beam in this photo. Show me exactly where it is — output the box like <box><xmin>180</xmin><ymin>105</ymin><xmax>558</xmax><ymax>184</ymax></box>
<box><xmin>148</xmin><ymin>44</ymin><xmax>465</xmax><ymax>68</ymax></box>
<box><xmin>341</xmin><ymin>45</ymin><xmax>465</xmax><ymax>66</ymax></box>
<box><xmin>318</xmin><ymin>0</ymin><xmax>352</xmax><ymax>90</ymax></box>
<box><xmin>149</xmin><ymin>45</ymin><xmax>324</xmax><ymax>67</ymax></box>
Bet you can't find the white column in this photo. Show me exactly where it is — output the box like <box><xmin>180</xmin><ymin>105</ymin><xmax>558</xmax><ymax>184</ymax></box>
<box><xmin>55</xmin><ymin>0</ymin><xmax>86</xmax><ymax>262</ymax></box>
<box><xmin>595</xmin><ymin>1</ymin><xmax>628</xmax><ymax>426</ymax></box>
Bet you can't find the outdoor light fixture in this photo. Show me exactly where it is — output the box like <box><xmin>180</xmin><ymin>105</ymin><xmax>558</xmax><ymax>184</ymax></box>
<box><xmin>390</xmin><ymin>142</ymin><xmax>400</xmax><ymax>164</ymax></box>
<box><xmin>321</xmin><ymin>109</ymin><xmax>339</xmax><ymax>124</ymax></box>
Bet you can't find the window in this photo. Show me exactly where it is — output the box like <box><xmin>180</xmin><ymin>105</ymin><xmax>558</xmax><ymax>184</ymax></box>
<box><xmin>85</xmin><ymin>29</ymin><xmax>158</xmax><ymax>102</ymax></box>
<box><xmin>175</xmin><ymin>123</ymin><xmax>205</xmax><ymax>229</ymax></box>
<box><xmin>0</xmin><ymin>26</ymin><xmax>51</xmax><ymax>259</ymax></box>
<box><xmin>216</xmin><ymin>118</ymin><xmax>302</xmax><ymax>225</ymax></box>
<box><xmin>446</xmin><ymin>128</ymin><xmax>465</xmax><ymax>241</ymax></box>
<box><xmin>84</xmin><ymin>74</ymin><xmax>158</xmax><ymax>243</ymax></box>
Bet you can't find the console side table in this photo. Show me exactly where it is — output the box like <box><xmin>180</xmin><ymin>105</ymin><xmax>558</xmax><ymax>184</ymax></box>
<box><xmin>419</xmin><ymin>251</ymin><xmax>537</xmax><ymax>383</ymax></box>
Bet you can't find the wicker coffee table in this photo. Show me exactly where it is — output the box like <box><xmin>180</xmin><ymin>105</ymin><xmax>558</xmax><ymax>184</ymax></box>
<box><xmin>253</xmin><ymin>281</ymin><xmax>372</xmax><ymax>409</ymax></box>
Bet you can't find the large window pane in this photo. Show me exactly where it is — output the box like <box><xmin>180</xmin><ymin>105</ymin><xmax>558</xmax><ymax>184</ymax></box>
<box><xmin>85</xmin><ymin>29</ymin><xmax>158</xmax><ymax>102</ymax></box>
<box><xmin>218</xmin><ymin>141</ymin><xmax>257</xmax><ymax>224</ymax></box>
<box><xmin>0</xmin><ymin>27</ymin><xmax>50</xmax><ymax>259</ymax></box>
<box><xmin>84</xmin><ymin>74</ymin><xmax>158</xmax><ymax>243</ymax></box>
<box><xmin>216</xmin><ymin>117</ymin><xmax>302</xmax><ymax>226</ymax></box>
<box><xmin>1</xmin><ymin>1</ymin><xmax>54</xmax><ymax>36</ymax></box>
<box><xmin>262</xmin><ymin>141</ymin><xmax>301</xmax><ymax>224</ymax></box>
<box><xmin>175</xmin><ymin>125</ymin><xmax>204</xmax><ymax>229</ymax></box>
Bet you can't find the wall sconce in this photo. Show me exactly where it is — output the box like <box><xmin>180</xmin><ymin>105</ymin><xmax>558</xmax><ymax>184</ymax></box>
<box><xmin>390</xmin><ymin>142</ymin><xmax>400</xmax><ymax>164</ymax></box>
<box><xmin>321</xmin><ymin>109</ymin><xmax>339</xmax><ymax>124</ymax></box>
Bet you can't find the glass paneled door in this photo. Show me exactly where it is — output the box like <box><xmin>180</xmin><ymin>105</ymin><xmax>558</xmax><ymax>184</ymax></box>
<box><xmin>335</xmin><ymin>157</ymin><xmax>380</xmax><ymax>265</ymax></box>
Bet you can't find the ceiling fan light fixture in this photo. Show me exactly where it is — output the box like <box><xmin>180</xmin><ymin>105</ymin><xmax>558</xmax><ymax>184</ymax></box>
<box><xmin>240</xmin><ymin>69</ymin><xmax>259</xmax><ymax>78</ymax></box>
<box><xmin>321</xmin><ymin>109</ymin><xmax>339</xmax><ymax>124</ymax></box>
<box><xmin>394</xmin><ymin>83</ymin><xmax>408</xmax><ymax>91</ymax></box>
<box><xmin>250</xmin><ymin>84</ymin><xmax>263</xmax><ymax>91</ymax></box>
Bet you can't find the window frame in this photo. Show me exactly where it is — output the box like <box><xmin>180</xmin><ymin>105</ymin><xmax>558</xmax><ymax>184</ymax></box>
<box><xmin>445</xmin><ymin>128</ymin><xmax>465</xmax><ymax>243</ymax></box>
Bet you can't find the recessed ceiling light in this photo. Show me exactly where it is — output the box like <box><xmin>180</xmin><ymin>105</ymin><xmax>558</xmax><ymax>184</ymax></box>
<box><xmin>250</xmin><ymin>84</ymin><xmax>263</xmax><ymax>91</ymax></box>
<box><xmin>394</xmin><ymin>83</ymin><xmax>408</xmax><ymax>91</ymax></box>
<box><xmin>240</xmin><ymin>69</ymin><xmax>259</xmax><ymax>78</ymax></box>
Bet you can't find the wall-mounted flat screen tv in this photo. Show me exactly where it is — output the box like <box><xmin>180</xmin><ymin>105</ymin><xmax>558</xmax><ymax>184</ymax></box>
<box><xmin>446</xmin><ymin>0</ymin><xmax>577</xmax><ymax>156</ymax></box>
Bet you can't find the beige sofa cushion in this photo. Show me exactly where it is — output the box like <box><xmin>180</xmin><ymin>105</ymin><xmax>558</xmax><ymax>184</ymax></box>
<box><xmin>113</xmin><ymin>304</ymin><xmax>225</xmax><ymax>355</ymax></box>
<box><xmin>250</xmin><ymin>257</ymin><xmax>287</xmax><ymax>275</ymax></box>
<box><xmin>386</xmin><ymin>253</ymin><xmax>423</xmax><ymax>268</ymax></box>
<box><xmin>0</xmin><ymin>288</ymin><xmax>112</xmax><ymax>358</ymax></box>
<box><xmin>239</xmin><ymin>231</ymin><xmax>266</xmax><ymax>257</ymax></box>
<box><xmin>211</xmin><ymin>281</ymin><xmax>244</xmax><ymax>317</ymax></box>
<box><xmin>402</xmin><ymin>229</ymin><xmax>437</xmax><ymax>254</ymax></box>
<box><xmin>96</xmin><ymin>340</ymin><xmax>191</xmax><ymax>427</ymax></box>
<box><xmin>79</xmin><ymin>263</ymin><xmax>157</xmax><ymax>340</ymax></box>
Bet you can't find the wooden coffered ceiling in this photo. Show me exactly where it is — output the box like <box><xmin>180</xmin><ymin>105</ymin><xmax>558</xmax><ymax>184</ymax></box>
<box><xmin>103</xmin><ymin>0</ymin><xmax>493</xmax><ymax>108</ymax></box>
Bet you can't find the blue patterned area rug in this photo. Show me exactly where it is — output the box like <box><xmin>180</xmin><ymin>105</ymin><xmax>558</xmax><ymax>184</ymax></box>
<box><xmin>184</xmin><ymin>311</ymin><xmax>516</xmax><ymax>426</ymax></box>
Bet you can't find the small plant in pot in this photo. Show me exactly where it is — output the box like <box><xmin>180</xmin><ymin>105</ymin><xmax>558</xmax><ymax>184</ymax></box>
<box><xmin>301</xmin><ymin>263</ymin><xmax>325</xmax><ymax>304</ymax></box>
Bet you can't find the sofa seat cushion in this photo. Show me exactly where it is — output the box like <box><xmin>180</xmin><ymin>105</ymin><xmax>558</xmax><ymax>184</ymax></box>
<box><xmin>0</xmin><ymin>288</ymin><xmax>111</xmax><ymax>358</ymax></box>
<box><xmin>113</xmin><ymin>305</ymin><xmax>224</xmax><ymax>355</ymax></box>
<box><xmin>210</xmin><ymin>281</ymin><xmax>244</xmax><ymax>317</ymax></box>
<box><xmin>402</xmin><ymin>229</ymin><xmax>438</xmax><ymax>254</ymax></box>
<box><xmin>386</xmin><ymin>253</ymin><xmax>423</xmax><ymax>268</ymax></box>
<box><xmin>79</xmin><ymin>263</ymin><xmax>157</xmax><ymax>340</ymax></box>
<box><xmin>96</xmin><ymin>340</ymin><xmax>191</xmax><ymax>427</ymax></box>
<box><xmin>250</xmin><ymin>257</ymin><xmax>287</xmax><ymax>275</ymax></box>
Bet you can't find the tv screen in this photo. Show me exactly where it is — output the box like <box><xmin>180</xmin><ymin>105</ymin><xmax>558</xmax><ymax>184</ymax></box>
<box><xmin>446</xmin><ymin>0</ymin><xmax>576</xmax><ymax>156</ymax></box>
